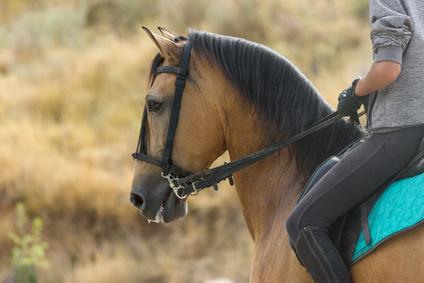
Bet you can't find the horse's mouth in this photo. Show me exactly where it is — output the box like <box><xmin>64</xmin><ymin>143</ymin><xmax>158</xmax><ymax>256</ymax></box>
<box><xmin>150</xmin><ymin>195</ymin><xmax>167</xmax><ymax>223</ymax></box>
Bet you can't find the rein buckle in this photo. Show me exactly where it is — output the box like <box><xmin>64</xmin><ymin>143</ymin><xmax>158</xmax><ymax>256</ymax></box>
<box><xmin>161</xmin><ymin>172</ymin><xmax>188</xmax><ymax>200</ymax></box>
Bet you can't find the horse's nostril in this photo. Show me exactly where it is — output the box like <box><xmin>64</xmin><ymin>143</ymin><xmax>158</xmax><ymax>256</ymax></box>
<box><xmin>130</xmin><ymin>193</ymin><xmax>144</xmax><ymax>210</ymax></box>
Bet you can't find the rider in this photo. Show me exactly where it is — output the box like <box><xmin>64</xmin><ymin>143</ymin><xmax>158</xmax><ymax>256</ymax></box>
<box><xmin>286</xmin><ymin>0</ymin><xmax>424</xmax><ymax>282</ymax></box>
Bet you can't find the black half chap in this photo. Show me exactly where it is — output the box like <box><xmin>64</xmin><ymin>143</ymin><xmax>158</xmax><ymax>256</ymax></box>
<box><xmin>286</xmin><ymin>126</ymin><xmax>424</xmax><ymax>243</ymax></box>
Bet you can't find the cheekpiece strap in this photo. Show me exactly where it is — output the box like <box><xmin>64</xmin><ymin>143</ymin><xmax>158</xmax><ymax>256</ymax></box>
<box><xmin>160</xmin><ymin>40</ymin><xmax>193</xmax><ymax>175</ymax></box>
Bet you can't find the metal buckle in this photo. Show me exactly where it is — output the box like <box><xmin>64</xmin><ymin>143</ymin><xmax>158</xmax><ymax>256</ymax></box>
<box><xmin>161</xmin><ymin>172</ymin><xmax>188</xmax><ymax>200</ymax></box>
<box><xmin>190</xmin><ymin>183</ymin><xmax>200</xmax><ymax>196</ymax></box>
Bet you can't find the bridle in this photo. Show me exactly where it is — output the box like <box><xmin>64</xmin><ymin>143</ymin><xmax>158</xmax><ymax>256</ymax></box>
<box><xmin>133</xmin><ymin>39</ymin><xmax>346</xmax><ymax>200</ymax></box>
<box><xmin>132</xmin><ymin>40</ymin><xmax>193</xmax><ymax>199</ymax></box>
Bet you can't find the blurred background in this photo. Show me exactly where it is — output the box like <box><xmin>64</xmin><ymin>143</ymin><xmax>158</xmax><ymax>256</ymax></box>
<box><xmin>0</xmin><ymin>0</ymin><xmax>372</xmax><ymax>282</ymax></box>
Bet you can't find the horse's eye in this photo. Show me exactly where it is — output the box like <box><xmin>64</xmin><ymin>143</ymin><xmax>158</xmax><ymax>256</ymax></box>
<box><xmin>148</xmin><ymin>101</ymin><xmax>162</xmax><ymax>112</ymax></box>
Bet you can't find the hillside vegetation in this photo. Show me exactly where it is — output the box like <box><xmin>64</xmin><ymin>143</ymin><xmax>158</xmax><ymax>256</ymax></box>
<box><xmin>0</xmin><ymin>0</ymin><xmax>371</xmax><ymax>282</ymax></box>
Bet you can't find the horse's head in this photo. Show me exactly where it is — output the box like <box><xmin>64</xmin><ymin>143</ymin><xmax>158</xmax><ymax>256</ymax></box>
<box><xmin>130</xmin><ymin>27</ymin><xmax>227</xmax><ymax>223</ymax></box>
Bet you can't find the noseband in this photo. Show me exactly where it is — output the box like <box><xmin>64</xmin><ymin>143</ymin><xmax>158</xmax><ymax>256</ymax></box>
<box><xmin>133</xmin><ymin>39</ymin><xmax>347</xmax><ymax>200</ymax></box>
<box><xmin>132</xmin><ymin>40</ymin><xmax>193</xmax><ymax>199</ymax></box>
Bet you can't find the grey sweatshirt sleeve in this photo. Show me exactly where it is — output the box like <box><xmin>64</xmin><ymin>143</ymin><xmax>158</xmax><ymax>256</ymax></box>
<box><xmin>369</xmin><ymin>0</ymin><xmax>413</xmax><ymax>64</ymax></box>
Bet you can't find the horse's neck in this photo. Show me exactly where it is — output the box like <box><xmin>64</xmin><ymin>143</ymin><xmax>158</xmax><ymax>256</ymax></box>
<box><xmin>223</xmin><ymin>100</ymin><xmax>304</xmax><ymax>241</ymax></box>
<box><xmin>221</xmin><ymin>101</ymin><xmax>312</xmax><ymax>281</ymax></box>
<box><xmin>234</xmin><ymin>154</ymin><xmax>303</xmax><ymax>239</ymax></box>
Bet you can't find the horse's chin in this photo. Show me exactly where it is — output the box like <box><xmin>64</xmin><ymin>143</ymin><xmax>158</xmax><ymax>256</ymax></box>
<box><xmin>153</xmin><ymin>189</ymin><xmax>188</xmax><ymax>223</ymax></box>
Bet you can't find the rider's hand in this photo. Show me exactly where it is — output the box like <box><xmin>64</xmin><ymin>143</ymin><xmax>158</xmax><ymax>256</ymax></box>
<box><xmin>337</xmin><ymin>77</ymin><xmax>367</xmax><ymax>116</ymax></box>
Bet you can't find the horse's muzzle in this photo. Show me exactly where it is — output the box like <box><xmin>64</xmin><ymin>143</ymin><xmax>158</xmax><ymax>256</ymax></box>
<box><xmin>130</xmin><ymin>173</ymin><xmax>188</xmax><ymax>223</ymax></box>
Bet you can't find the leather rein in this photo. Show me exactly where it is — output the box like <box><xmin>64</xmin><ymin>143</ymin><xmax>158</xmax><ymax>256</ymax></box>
<box><xmin>132</xmin><ymin>40</ymin><xmax>345</xmax><ymax>199</ymax></box>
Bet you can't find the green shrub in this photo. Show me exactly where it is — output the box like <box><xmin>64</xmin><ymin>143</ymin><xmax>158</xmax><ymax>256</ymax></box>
<box><xmin>8</xmin><ymin>203</ymin><xmax>49</xmax><ymax>268</ymax></box>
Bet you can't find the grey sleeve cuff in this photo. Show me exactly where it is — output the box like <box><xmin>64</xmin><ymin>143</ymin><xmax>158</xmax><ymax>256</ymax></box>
<box><xmin>374</xmin><ymin>46</ymin><xmax>403</xmax><ymax>65</ymax></box>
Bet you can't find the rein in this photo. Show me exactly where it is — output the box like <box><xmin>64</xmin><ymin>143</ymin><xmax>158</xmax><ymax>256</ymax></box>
<box><xmin>177</xmin><ymin>111</ymin><xmax>344</xmax><ymax>196</ymax></box>
<box><xmin>133</xmin><ymin>40</ymin><xmax>347</xmax><ymax>199</ymax></box>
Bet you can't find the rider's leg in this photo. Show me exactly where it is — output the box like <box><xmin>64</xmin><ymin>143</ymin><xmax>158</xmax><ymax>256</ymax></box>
<box><xmin>286</xmin><ymin>126</ymin><xmax>424</xmax><ymax>282</ymax></box>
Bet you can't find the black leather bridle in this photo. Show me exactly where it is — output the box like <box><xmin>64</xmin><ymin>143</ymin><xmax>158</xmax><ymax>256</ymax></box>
<box><xmin>133</xmin><ymin>39</ymin><xmax>345</xmax><ymax>199</ymax></box>
<box><xmin>132</xmin><ymin>40</ymin><xmax>193</xmax><ymax>198</ymax></box>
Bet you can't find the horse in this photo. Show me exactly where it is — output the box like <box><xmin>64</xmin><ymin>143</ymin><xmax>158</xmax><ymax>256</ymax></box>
<box><xmin>130</xmin><ymin>27</ymin><xmax>424</xmax><ymax>282</ymax></box>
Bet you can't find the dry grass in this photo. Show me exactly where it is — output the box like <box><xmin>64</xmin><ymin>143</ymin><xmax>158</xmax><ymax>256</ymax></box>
<box><xmin>0</xmin><ymin>0</ymin><xmax>371</xmax><ymax>282</ymax></box>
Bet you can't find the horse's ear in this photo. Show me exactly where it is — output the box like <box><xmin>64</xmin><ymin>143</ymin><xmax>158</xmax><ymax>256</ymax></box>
<box><xmin>157</xmin><ymin>26</ymin><xmax>175</xmax><ymax>40</ymax></box>
<box><xmin>142</xmin><ymin>26</ymin><xmax>183</xmax><ymax>62</ymax></box>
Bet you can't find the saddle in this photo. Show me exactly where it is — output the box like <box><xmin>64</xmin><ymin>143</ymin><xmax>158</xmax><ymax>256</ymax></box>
<box><xmin>294</xmin><ymin>135</ymin><xmax>424</xmax><ymax>267</ymax></box>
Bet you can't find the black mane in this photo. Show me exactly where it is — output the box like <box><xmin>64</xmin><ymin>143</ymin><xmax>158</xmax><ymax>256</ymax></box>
<box><xmin>149</xmin><ymin>30</ymin><xmax>364</xmax><ymax>179</ymax></box>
